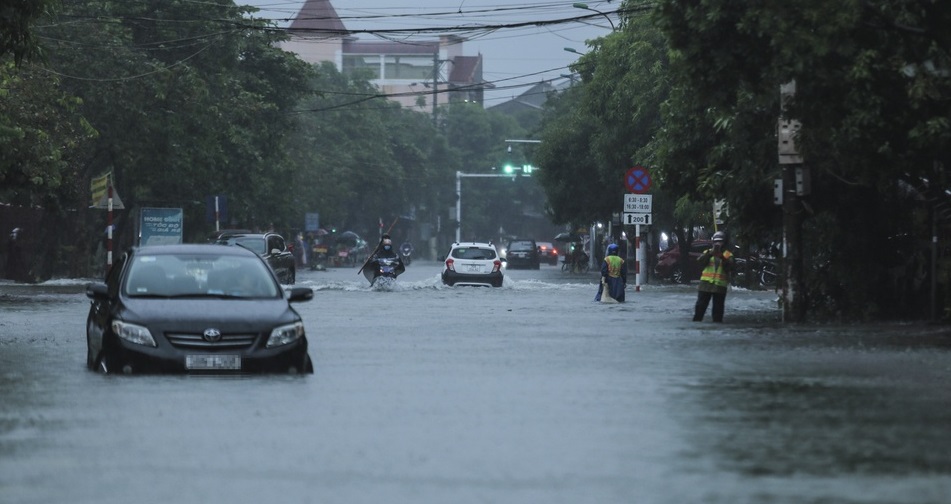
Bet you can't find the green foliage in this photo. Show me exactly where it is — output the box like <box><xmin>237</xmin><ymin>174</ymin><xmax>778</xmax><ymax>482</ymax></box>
<box><xmin>0</xmin><ymin>0</ymin><xmax>55</xmax><ymax>64</ymax></box>
<box><xmin>653</xmin><ymin>0</ymin><xmax>951</xmax><ymax>319</ymax></box>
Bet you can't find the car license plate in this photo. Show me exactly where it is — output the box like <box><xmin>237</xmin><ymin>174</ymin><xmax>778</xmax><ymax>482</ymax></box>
<box><xmin>185</xmin><ymin>354</ymin><xmax>241</xmax><ymax>370</ymax></box>
<box><xmin>466</xmin><ymin>264</ymin><xmax>482</xmax><ymax>272</ymax></box>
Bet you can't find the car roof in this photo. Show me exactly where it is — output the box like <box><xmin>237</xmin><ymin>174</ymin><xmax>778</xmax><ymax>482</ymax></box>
<box><xmin>133</xmin><ymin>243</ymin><xmax>258</xmax><ymax>257</ymax></box>
<box><xmin>450</xmin><ymin>241</ymin><xmax>495</xmax><ymax>248</ymax></box>
<box><xmin>219</xmin><ymin>233</ymin><xmax>270</xmax><ymax>239</ymax></box>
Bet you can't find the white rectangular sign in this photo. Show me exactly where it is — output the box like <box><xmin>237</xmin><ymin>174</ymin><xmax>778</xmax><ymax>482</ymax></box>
<box><xmin>623</xmin><ymin>213</ymin><xmax>652</xmax><ymax>225</ymax></box>
<box><xmin>624</xmin><ymin>194</ymin><xmax>652</xmax><ymax>213</ymax></box>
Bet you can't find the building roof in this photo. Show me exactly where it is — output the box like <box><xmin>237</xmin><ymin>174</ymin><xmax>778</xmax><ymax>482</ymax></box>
<box><xmin>448</xmin><ymin>56</ymin><xmax>480</xmax><ymax>84</ymax></box>
<box><xmin>288</xmin><ymin>0</ymin><xmax>348</xmax><ymax>35</ymax></box>
<box><xmin>488</xmin><ymin>81</ymin><xmax>558</xmax><ymax>113</ymax></box>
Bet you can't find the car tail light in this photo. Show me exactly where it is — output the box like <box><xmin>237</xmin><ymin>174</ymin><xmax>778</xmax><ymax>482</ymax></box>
<box><xmin>492</xmin><ymin>259</ymin><xmax>501</xmax><ymax>272</ymax></box>
<box><xmin>445</xmin><ymin>258</ymin><xmax>455</xmax><ymax>271</ymax></box>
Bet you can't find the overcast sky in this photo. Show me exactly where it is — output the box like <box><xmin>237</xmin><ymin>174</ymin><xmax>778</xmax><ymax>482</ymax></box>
<box><xmin>239</xmin><ymin>0</ymin><xmax>617</xmax><ymax>107</ymax></box>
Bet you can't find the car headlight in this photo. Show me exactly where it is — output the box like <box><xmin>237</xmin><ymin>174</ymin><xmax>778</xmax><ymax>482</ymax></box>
<box><xmin>111</xmin><ymin>320</ymin><xmax>157</xmax><ymax>347</ymax></box>
<box><xmin>267</xmin><ymin>321</ymin><xmax>304</xmax><ymax>348</ymax></box>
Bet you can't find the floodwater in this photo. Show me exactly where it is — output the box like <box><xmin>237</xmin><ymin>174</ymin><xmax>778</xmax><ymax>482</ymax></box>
<box><xmin>1</xmin><ymin>261</ymin><xmax>950</xmax><ymax>504</ymax></box>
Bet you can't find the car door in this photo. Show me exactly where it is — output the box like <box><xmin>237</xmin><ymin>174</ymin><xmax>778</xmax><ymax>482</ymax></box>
<box><xmin>87</xmin><ymin>252</ymin><xmax>128</xmax><ymax>360</ymax></box>
<box><xmin>265</xmin><ymin>234</ymin><xmax>293</xmax><ymax>281</ymax></box>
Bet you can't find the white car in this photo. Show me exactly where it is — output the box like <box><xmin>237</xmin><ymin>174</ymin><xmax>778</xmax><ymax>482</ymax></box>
<box><xmin>441</xmin><ymin>242</ymin><xmax>504</xmax><ymax>287</ymax></box>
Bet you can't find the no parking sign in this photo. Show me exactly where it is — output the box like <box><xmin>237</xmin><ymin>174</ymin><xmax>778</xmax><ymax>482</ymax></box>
<box><xmin>625</xmin><ymin>165</ymin><xmax>652</xmax><ymax>194</ymax></box>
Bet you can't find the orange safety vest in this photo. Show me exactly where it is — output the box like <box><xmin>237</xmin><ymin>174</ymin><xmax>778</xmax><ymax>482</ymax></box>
<box><xmin>604</xmin><ymin>255</ymin><xmax>624</xmax><ymax>278</ymax></box>
<box><xmin>700</xmin><ymin>250</ymin><xmax>732</xmax><ymax>287</ymax></box>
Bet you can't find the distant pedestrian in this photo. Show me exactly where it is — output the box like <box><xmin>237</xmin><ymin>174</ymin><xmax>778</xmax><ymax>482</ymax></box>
<box><xmin>595</xmin><ymin>243</ymin><xmax>627</xmax><ymax>303</ymax></box>
<box><xmin>692</xmin><ymin>231</ymin><xmax>734</xmax><ymax>322</ymax></box>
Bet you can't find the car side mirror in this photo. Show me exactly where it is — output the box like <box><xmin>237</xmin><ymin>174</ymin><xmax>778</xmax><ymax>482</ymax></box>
<box><xmin>85</xmin><ymin>282</ymin><xmax>109</xmax><ymax>300</ymax></box>
<box><xmin>286</xmin><ymin>287</ymin><xmax>314</xmax><ymax>302</ymax></box>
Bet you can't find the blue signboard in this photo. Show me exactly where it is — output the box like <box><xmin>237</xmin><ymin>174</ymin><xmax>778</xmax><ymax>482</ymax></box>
<box><xmin>140</xmin><ymin>207</ymin><xmax>184</xmax><ymax>245</ymax></box>
<box><xmin>305</xmin><ymin>212</ymin><xmax>320</xmax><ymax>232</ymax></box>
<box><xmin>205</xmin><ymin>195</ymin><xmax>228</xmax><ymax>224</ymax></box>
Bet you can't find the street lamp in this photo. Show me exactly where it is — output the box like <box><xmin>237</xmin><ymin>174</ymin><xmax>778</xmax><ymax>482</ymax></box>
<box><xmin>564</xmin><ymin>47</ymin><xmax>586</xmax><ymax>56</ymax></box>
<box><xmin>572</xmin><ymin>2</ymin><xmax>616</xmax><ymax>31</ymax></box>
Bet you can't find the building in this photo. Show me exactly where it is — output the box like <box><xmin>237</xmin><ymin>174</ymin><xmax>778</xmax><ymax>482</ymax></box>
<box><xmin>281</xmin><ymin>0</ymin><xmax>489</xmax><ymax>111</ymax></box>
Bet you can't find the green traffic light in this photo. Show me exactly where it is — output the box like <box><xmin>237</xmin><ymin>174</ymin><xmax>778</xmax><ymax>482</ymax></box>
<box><xmin>503</xmin><ymin>164</ymin><xmax>514</xmax><ymax>174</ymax></box>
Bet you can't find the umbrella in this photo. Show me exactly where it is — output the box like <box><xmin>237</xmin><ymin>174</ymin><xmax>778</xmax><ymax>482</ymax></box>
<box><xmin>553</xmin><ymin>232</ymin><xmax>581</xmax><ymax>243</ymax></box>
<box><xmin>315</xmin><ymin>228</ymin><xmax>329</xmax><ymax>237</ymax></box>
<box><xmin>335</xmin><ymin>230</ymin><xmax>362</xmax><ymax>246</ymax></box>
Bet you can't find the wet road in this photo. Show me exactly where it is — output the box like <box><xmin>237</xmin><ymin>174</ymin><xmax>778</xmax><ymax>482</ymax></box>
<box><xmin>2</xmin><ymin>261</ymin><xmax>951</xmax><ymax>503</ymax></box>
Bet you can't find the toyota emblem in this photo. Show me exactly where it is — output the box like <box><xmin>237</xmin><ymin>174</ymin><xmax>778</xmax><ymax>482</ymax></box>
<box><xmin>203</xmin><ymin>328</ymin><xmax>222</xmax><ymax>342</ymax></box>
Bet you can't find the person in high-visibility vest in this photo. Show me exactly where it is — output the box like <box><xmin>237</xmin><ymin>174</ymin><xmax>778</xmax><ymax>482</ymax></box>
<box><xmin>595</xmin><ymin>243</ymin><xmax>627</xmax><ymax>302</ymax></box>
<box><xmin>693</xmin><ymin>231</ymin><xmax>734</xmax><ymax>322</ymax></box>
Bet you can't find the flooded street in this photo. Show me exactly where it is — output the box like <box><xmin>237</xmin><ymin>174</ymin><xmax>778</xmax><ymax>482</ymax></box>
<box><xmin>2</xmin><ymin>261</ymin><xmax>951</xmax><ymax>503</ymax></box>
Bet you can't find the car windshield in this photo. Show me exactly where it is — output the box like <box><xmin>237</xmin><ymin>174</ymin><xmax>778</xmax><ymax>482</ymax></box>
<box><xmin>231</xmin><ymin>236</ymin><xmax>267</xmax><ymax>255</ymax></box>
<box><xmin>452</xmin><ymin>247</ymin><xmax>497</xmax><ymax>260</ymax></box>
<box><xmin>508</xmin><ymin>241</ymin><xmax>534</xmax><ymax>251</ymax></box>
<box><xmin>124</xmin><ymin>253</ymin><xmax>279</xmax><ymax>298</ymax></box>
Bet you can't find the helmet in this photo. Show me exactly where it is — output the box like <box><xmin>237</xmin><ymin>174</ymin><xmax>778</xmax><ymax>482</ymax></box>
<box><xmin>607</xmin><ymin>243</ymin><xmax>619</xmax><ymax>254</ymax></box>
<box><xmin>712</xmin><ymin>231</ymin><xmax>726</xmax><ymax>242</ymax></box>
<box><xmin>382</xmin><ymin>238</ymin><xmax>392</xmax><ymax>251</ymax></box>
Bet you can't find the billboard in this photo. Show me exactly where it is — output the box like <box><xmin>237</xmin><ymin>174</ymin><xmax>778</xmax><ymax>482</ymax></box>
<box><xmin>140</xmin><ymin>207</ymin><xmax>183</xmax><ymax>245</ymax></box>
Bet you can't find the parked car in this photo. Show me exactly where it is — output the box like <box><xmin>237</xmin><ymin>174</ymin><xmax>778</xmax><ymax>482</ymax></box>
<box><xmin>504</xmin><ymin>238</ymin><xmax>540</xmax><ymax>269</ymax></box>
<box><xmin>654</xmin><ymin>239</ymin><xmax>743</xmax><ymax>284</ymax></box>
<box><xmin>84</xmin><ymin>244</ymin><xmax>314</xmax><ymax>374</ymax></box>
<box><xmin>536</xmin><ymin>241</ymin><xmax>559</xmax><ymax>266</ymax></box>
<box><xmin>206</xmin><ymin>229</ymin><xmax>253</xmax><ymax>242</ymax></box>
<box><xmin>215</xmin><ymin>232</ymin><xmax>296</xmax><ymax>284</ymax></box>
<box><xmin>442</xmin><ymin>242</ymin><xmax>504</xmax><ymax>287</ymax></box>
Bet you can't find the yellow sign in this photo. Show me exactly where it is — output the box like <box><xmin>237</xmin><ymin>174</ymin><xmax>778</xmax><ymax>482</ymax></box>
<box><xmin>90</xmin><ymin>171</ymin><xmax>124</xmax><ymax>209</ymax></box>
<box><xmin>90</xmin><ymin>171</ymin><xmax>110</xmax><ymax>206</ymax></box>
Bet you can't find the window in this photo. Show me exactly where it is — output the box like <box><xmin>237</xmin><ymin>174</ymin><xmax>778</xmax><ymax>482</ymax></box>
<box><xmin>342</xmin><ymin>55</ymin><xmax>381</xmax><ymax>79</ymax></box>
<box><xmin>383</xmin><ymin>55</ymin><xmax>433</xmax><ymax>80</ymax></box>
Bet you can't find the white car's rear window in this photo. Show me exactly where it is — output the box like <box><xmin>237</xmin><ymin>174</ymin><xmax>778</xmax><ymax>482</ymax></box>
<box><xmin>451</xmin><ymin>247</ymin><xmax>497</xmax><ymax>260</ymax></box>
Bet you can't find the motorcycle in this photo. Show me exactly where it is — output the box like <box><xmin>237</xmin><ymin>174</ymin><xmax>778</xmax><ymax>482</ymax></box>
<box><xmin>309</xmin><ymin>242</ymin><xmax>329</xmax><ymax>271</ymax></box>
<box><xmin>361</xmin><ymin>255</ymin><xmax>405</xmax><ymax>287</ymax></box>
<box><xmin>399</xmin><ymin>242</ymin><xmax>414</xmax><ymax>266</ymax></box>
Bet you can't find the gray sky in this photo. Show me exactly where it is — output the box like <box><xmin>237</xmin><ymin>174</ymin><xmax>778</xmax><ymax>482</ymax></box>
<box><xmin>239</xmin><ymin>0</ymin><xmax>616</xmax><ymax>107</ymax></box>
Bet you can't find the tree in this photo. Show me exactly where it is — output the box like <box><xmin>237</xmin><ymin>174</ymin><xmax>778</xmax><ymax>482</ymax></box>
<box><xmin>0</xmin><ymin>0</ymin><xmax>55</xmax><ymax>64</ymax></box>
<box><xmin>654</xmin><ymin>0</ymin><xmax>951</xmax><ymax>318</ymax></box>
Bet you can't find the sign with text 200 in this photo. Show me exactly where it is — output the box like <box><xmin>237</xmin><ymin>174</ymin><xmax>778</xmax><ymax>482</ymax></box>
<box><xmin>624</xmin><ymin>194</ymin><xmax>652</xmax><ymax>213</ymax></box>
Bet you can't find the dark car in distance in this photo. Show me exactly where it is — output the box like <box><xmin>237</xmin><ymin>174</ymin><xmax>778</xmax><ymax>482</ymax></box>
<box><xmin>504</xmin><ymin>238</ymin><xmax>540</xmax><ymax>269</ymax></box>
<box><xmin>536</xmin><ymin>241</ymin><xmax>559</xmax><ymax>266</ymax></box>
<box><xmin>84</xmin><ymin>244</ymin><xmax>314</xmax><ymax>374</ymax></box>
<box><xmin>215</xmin><ymin>232</ymin><xmax>296</xmax><ymax>284</ymax></box>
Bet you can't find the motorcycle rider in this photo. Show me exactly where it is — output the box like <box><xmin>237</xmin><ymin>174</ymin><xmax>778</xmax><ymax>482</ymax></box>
<box><xmin>373</xmin><ymin>235</ymin><xmax>400</xmax><ymax>261</ymax></box>
<box><xmin>693</xmin><ymin>231</ymin><xmax>734</xmax><ymax>322</ymax></box>
<box><xmin>361</xmin><ymin>234</ymin><xmax>405</xmax><ymax>283</ymax></box>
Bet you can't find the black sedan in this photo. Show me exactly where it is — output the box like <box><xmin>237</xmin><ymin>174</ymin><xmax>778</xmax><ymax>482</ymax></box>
<box><xmin>85</xmin><ymin>244</ymin><xmax>314</xmax><ymax>374</ymax></box>
<box><xmin>214</xmin><ymin>232</ymin><xmax>296</xmax><ymax>284</ymax></box>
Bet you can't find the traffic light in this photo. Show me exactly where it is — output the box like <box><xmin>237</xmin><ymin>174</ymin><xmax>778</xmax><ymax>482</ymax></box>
<box><xmin>503</xmin><ymin>163</ymin><xmax>514</xmax><ymax>174</ymax></box>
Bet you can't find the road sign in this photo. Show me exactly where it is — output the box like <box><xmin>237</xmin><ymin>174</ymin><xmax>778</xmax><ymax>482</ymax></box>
<box><xmin>625</xmin><ymin>165</ymin><xmax>652</xmax><ymax>194</ymax></box>
<box><xmin>623</xmin><ymin>213</ymin><xmax>652</xmax><ymax>225</ymax></box>
<box><xmin>624</xmin><ymin>194</ymin><xmax>652</xmax><ymax>213</ymax></box>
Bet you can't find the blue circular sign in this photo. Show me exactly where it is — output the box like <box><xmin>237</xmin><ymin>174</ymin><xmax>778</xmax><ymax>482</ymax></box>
<box><xmin>625</xmin><ymin>165</ymin><xmax>652</xmax><ymax>194</ymax></box>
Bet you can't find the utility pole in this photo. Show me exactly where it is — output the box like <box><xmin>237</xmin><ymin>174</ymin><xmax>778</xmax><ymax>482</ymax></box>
<box><xmin>432</xmin><ymin>51</ymin><xmax>439</xmax><ymax>127</ymax></box>
<box><xmin>778</xmin><ymin>81</ymin><xmax>807</xmax><ymax>322</ymax></box>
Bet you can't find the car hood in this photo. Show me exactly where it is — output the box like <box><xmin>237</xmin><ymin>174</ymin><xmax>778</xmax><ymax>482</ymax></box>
<box><xmin>118</xmin><ymin>297</ymin><xmax>301</xmax><ymax>331</ymax></box>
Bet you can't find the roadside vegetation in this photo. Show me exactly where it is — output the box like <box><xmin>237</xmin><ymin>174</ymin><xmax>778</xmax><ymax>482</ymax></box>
<box><xmin>2</xmin><ymin>1</ymin><xmax>950</xmax><ymax>320</ymax></box>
